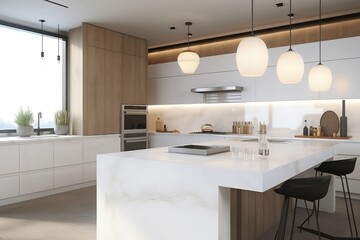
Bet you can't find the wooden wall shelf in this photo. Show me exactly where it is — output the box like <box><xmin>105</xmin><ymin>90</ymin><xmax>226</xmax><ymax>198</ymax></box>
<box><xmin>294</xmin><ymin>135</ymin><xmax>352</xmax><ymax>140</ymax></box>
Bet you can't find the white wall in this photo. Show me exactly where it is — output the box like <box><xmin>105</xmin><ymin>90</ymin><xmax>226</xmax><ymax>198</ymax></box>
<box><xmin>148</xmin><ymin>99</ymin><xmax>360</xmax><ymax>138</ymax></box>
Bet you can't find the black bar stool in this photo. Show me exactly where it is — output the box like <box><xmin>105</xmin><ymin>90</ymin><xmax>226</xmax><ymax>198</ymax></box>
<box><xmin>314</xmin><ymin>157</ymin><xmax>358</xmax><ymax>239</ymax></box>
<box><xmin>274</xmin><ymin>175</ymin><xmax>331</xmax><ymax>240</ymax></box>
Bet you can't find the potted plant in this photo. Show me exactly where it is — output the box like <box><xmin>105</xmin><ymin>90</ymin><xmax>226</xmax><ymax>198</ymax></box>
<box><xmin>54</xmin><ymin>110</ymin><xmax>70</xmax><ymax>135</ymax></box>
<box><xmin>15</xmin><ymin>107</ymin><xmax>34</xmax><ymax>137</ymax></box>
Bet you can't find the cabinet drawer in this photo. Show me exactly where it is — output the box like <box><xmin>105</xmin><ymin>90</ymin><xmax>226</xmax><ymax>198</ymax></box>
<box><xmin>335</xmin><ymin>177</ymin><xmax>360</xmax><ymax>195</ymax></box>
<box><xmin>0</xmin><ymin>175</ymin><xmax>19</xmax><ymax>199</ymax></box>
<box><xmin>334</xmin><ymin>154</ymin><xmax>360</xmax><ymax>179</ymax></box>
<box><xmin>54</xmin><ymin>140</ymin><xmax>82</xmax><ymax>167</ymax></box>
<box><xmin>83</xmin><ymin>162</ymin><xmax>96</xmax><ymax>182</ymax></box>
<box><xmin>20</xmin><ymin>143</ymin><xmax>53</xmax><ymax>171</ymax></box>
<box><xmin>336</xmin><ymin>143</ymin><xmax>360</xmax><ymax>155</ymax></box>
<box><xmin>0</xmin><ymin>145</ymin><xmax>19</xmax><ymax>175</ymax></box>
<box><xmin>83</xmin><ymin>136</ymin><xmax>120</xmax><ymax>163</ymax></box>
<box><xmin>20</xmin><ymin>170</ymin><xmax>53</xmax><ymax>195</ymax></box>
<box><xmin>54</xmin><ymin>165</ymin><xmax>83</xmax><ymax>188</ymax></box>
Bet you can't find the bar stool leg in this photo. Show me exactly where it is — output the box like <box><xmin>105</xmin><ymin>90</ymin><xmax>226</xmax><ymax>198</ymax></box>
<box><xmin>290</xmin><ymin>198</ymin><xmax>298</xmax><ymax>240</ymax></box>
<box><xmin>313</xmin><ymin>202</ymin><xmax>321</xmax><ymax>240</ymax></box>
<box><xmin>277</xmin><ymin>196</ymin><xmax>290</xmax><ymax>240</ymax></box>
<box><xmin>340</xmin><ymin>176</ymin><xmax>354</xmax><ymax>239</ymax></box>
<box><xmin>344</xmin><ymin>175</ymin><xmax>358</xmax><ymax>238</ymax></box>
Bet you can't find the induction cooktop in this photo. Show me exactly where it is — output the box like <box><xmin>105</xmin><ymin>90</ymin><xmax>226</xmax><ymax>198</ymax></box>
<box><xmin>168</xmin><ymin>144</ymin><xmax>230</xmax><ymax>156</ymax></box>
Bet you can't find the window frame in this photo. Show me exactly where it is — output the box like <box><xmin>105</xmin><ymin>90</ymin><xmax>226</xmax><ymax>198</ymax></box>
<box><xmin>0</xmin><ymin>20</ymin><xmax>68</xmax><ymax>134</ymax></box>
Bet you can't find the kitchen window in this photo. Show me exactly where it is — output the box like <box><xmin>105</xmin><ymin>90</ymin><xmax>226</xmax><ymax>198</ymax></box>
<box><xmin>0</xmin><ymin>22</ymin><xmax>67</xmax><ymax>133</ymax></box>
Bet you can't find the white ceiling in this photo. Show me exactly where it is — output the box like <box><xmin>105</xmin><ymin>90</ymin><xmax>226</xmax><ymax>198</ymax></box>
<box><xmin>0</xmin><ymin>0</ymin><xmax>359</xmax><ymax>48</ymax></box>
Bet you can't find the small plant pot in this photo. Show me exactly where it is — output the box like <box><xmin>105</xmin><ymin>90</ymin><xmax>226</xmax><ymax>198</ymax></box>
<box><xmin>54</xmin><ymin>125</ymin><xmax>69</xmax><ymax>135</ymax></box>
<box><xmin>17</xmin><ymin>126</ymin><xmax>34</xmax><ymax>137</ymax></box>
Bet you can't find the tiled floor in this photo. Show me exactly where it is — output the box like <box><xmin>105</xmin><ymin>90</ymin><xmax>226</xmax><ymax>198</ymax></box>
<box><xmin>0</xmin><ymin>186</ymin><xmax>358</xmax><ymax>240</ymax></box>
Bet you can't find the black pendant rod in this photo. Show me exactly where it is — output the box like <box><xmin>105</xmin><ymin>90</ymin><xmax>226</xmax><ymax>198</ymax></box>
<box><xmin>251</xmin><ymin>0</ymin><xmax>254</xmax><ymax>36</ymax></box>
<box><xmin>185</xmin><ymin>22</ymin><xmax>192</xmax><ymax>50</ymax></box>
<box><xmin>289</xmin><ymin>0</ymin><xmax>292</xmax><ymax>50</ymax></box>
<box><xmin>319</xmin><ymin>0</ymin><xmax>322</xmax><ymax>64</ymax></box>
<box><xmin>39</xmin><ymin>19</ymin><xmax>45</xmax><ymax>59</ymax></box>
<box><xmin>57</xmin><ymin>24</ymin><xmax>60</xmax><ymax>62</ymax></box>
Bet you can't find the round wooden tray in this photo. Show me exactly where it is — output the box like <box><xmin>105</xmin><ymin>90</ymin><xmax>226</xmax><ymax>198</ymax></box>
<box><xmin>320</xmin><ymin>110</ymin><xmax>339</xmax><ymax>136</ymax></box>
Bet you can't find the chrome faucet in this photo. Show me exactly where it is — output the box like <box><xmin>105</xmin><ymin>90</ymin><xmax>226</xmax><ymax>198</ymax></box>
<box><xmin>37</xmin><ymin>112</ymin><xmax>42</xmax><ymax>135</ymax></box>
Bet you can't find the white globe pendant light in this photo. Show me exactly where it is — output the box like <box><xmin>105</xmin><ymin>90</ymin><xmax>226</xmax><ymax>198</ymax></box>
<box><xmin>177</xmin><ymin>22</ymin><xmax>200</xmax><ymax>74</ymax></box>
<box><xmin>236</xmin><ymin>0</ymin><xmax>268</xmax><ymax>77</ymax></box>
<box><xmin>277</xmin><ymin>0</ymin><xmax>304</xmax><ymax>84</ymax></box>
<box><xmin>309</xmin><ymin>64</ymin><xmax>332</xmax><ymax>91</ymax></box>
<box><xmin>178</xmin><ymin>50</ymin><xmax>200</xmax><ymax>74</ymax></box>
<box><xmin>308</xmin><ymin>0</ymin><xmax>332</xmax><ymax>91</ymax></box>
<box><xmin>277</xmin><ymin>50</ymin><xmax>304</xmax><ymax>84</ymax></box>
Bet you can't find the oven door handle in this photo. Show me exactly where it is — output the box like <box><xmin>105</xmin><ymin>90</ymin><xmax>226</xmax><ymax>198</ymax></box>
<box><xmin>124</xmin><ymin>138</ymin><xmax>147</xmax><ymax>143</ymax></box>
<box><xmin>123</xmin><ymin>110</ymin><xmax>147</xmax><ymax>115</ymax></box>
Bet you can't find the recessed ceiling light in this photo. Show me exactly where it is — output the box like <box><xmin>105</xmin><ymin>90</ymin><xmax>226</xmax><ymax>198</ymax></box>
<box><xmin>170</xmin><ymin>26</ymin><xmax>176</xmax><ymax>31</ymax></box>
<box><xmin>288</xmin><ymin>13</ymin><xmax>294</xmax><ymax>18</ymax></box>
<box><xmin>276</xmin><ymin>2</ymin><xmax>284</xmax><ymax>7</ymax></box>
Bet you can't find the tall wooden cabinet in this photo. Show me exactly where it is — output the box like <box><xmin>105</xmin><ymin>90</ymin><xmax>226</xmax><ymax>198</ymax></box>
<box><xmin>69</xmin><ymin>23</ymin><xmax>147</xmax><ymax>135</ymax></box>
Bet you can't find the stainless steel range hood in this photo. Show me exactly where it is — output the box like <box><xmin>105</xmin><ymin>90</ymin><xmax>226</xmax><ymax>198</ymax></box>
<box><xmin>191</xmin><ymin>86</ymin><xmax>243</xmax><ymax>93</ymax></box>
<box><xmin>191</xmin><ymin>86</ymin><xmax>243</xmax><ymax>103</ymax></box>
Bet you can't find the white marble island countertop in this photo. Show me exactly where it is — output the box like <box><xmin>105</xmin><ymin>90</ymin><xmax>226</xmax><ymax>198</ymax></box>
<box><xmin>97</xmin><ymin>139</ymin><xmax>337</xmax><ymax>240</ymax></box>
<box><xmin>99</xmin><ymin>139</ymin><xmax>336</xmax><ymax>192</ymax></box>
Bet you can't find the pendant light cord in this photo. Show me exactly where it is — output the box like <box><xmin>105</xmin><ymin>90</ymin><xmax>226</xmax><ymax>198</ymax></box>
<box><xmin>251</xmin><ymin>0</ymin><xmax>254</xmax><ymax>36</ymax></box>
<box><xmin>187</xmin><ymin>23</ymin><xmax>190</xmax><ymax>49</ymax></box>
<box><xmin>289</xmin><ymin>0</ymin><xmax>292</xmax><ymax>50</ymax></box>
<box><xmin>57</xmin><ymin>24</ymin><xmax>60</xmax><ymax>61</ymax></box>
<box><xmin>319</xmin><ymin>0</ymin><xmax>322</xmax><ymax>64</ymax></box>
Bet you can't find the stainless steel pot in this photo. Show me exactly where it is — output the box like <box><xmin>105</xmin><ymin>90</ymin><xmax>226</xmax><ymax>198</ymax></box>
<box><xmin>201</xmin><ymin>124</ymin><xmax>213</xmax><ymax>133</ymax></box>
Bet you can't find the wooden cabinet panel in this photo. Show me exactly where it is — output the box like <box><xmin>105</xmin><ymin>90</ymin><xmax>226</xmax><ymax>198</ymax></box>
<box><xmin>70</xmin><ymin>23</ymin><xmax>147</xmax><ymax>136</ymax></box>
<box><xmin>0</xmin><ymin>145</ymin><xmax>19</xmax><ymax>175</ymax></box>
<box><xmin>105</xmin><ymin>29</ymin><xmax>122</xmax><ymax>52</ymax></box>
<box><xmin>121</xmin><ymin>54</ymin><xmax>135</xmax><ymax>104</ymax></box>
<box><xmin>104</xmin><ymin>51</ymin><xmax>122</xmax><ymax>134</ymax></box>
<box><xmin>20</xmin><ymin>143</ymin><xmax>53</xmax><ymax>171</ymax></box>
<box><xmin>133</xmin><ymin>56</ymin><xmax>147</xmax><ymax>104</ymax></box>
<box><xmin>83</xmin><ymin>46</ymin><xmax>105</xmax><ymax>135</ymax></box>
<box><xmin>84</xmin><ymin>23</ymin><xmax>105</xmax><ymax>48</ymax></box>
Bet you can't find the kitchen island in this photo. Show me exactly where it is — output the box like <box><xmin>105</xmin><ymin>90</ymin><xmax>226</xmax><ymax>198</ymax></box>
<box><xmin>97</xmin><ymin>139</ymin><xmax>336</xmax><ymax>240</ymax></box>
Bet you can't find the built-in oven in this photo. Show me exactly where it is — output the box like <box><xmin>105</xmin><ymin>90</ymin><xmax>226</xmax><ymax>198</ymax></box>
<box><xmin>121</xmin><ymin>105</ymin><xmax>148</xmax><ymax>151</ymax></box>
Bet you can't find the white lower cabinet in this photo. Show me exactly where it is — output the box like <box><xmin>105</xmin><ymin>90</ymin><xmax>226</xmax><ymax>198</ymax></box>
<box><xmin>0</xmin><ymin>145</ymin><xmax>19</xmax><ymax>175</ymax></box>
<box><xmin>20</xmin><ymin>169</ymin><xmax>54</xmax><ymax>195</ymax></box>
<box><xmin>54</xmin><ymin>139</ymin><xmax>83</xmax><ymax>167</ymax></box>
<box><xmin>333</xmin><ymin>147</ymin><xmax>360</xmax><ymax>195</ymax></box>
<box><xmin>54</xmin><ymin>165</ymin><xmax>83</xmax><ymax>188</ymax></box>
<box><xmin>83</xmin><ymin>135</ymin><xmax>120</xmax><ymax>163</ymax></box>
<box><xmin>83</xmin><ymin>162</ymin><xmax>96</xmax><ymax>182</ymax></box>
<box><xmin>0</xmin><ymin>175</ymin><xmax>19</xmax><ymax>199</ymax></box>
<box><xmin>20</xmin><ymin>142</ymin><xmax>53</xmax><ymax>171</ymax></box>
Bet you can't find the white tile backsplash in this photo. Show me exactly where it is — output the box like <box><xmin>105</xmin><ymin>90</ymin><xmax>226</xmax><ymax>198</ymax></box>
<box><xmin>148</xmin><ymin>99</ymin><xmax>360</xmax><ymax>138</ymax></box>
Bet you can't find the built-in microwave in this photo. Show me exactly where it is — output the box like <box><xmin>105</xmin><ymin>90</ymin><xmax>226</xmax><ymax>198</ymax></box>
<box><xmin>121</xmin><ymin>105</ymin><xmax>148</xmax><ymax>151</ymax></box>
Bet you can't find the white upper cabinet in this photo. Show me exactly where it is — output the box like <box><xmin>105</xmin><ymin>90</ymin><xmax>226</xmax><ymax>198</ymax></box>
<box><xmin>148</xmin><ymin>36</ymin><xmax>360</xmax><ymax>104</ymax></box>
